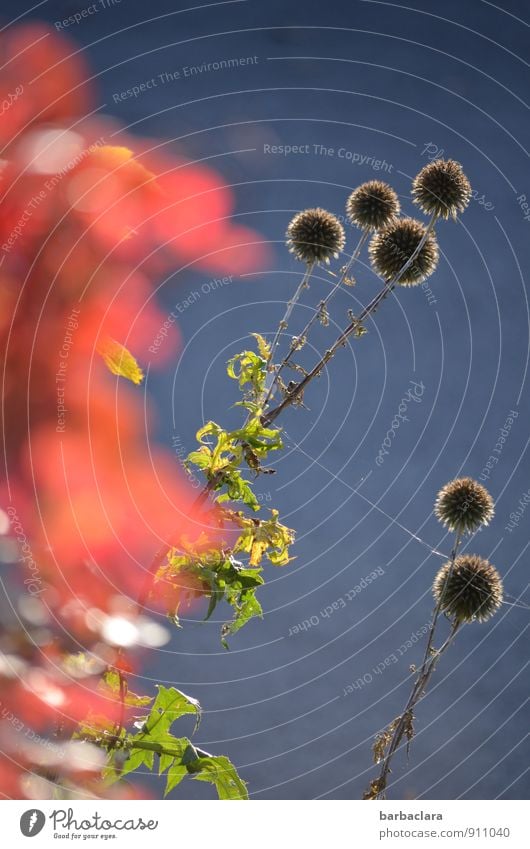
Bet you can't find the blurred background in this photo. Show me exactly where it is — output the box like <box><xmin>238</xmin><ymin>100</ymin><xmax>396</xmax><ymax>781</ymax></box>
<box><xmin>2</xmin><ymin>0</ymin><xmax>528</xmax><ymax>800</ymax></box>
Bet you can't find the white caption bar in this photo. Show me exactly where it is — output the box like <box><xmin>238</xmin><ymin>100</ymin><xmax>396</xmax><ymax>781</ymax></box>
<box><xmin>3</xmin><ymin>799</ymin><xmax>526</xmax><ymax>848</ymax></box>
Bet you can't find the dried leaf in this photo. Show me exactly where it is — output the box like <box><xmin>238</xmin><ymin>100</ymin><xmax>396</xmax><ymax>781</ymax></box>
<box><xmin>318</xmin><ymin>301</ymin><xmax>329</xmax><ymax>327</ymax></box>
<box><xmin>363</xmin><ymin>777</ymin><xmax>386</xmax><ymax>800</ymax></box>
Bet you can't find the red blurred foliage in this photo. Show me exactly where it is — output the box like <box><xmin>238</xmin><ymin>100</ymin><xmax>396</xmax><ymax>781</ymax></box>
<box><xmin>0</xmin><ymin>25</ymin><xmax>266</xmax><ymax>798</ymax></box>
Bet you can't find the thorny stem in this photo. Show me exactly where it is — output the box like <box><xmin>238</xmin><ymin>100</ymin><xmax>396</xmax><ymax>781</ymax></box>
<box><xmin>261</xmin><ymin>261</ymin><xmax>315</xmax><ymax>403</ymax></box>
<box><xmin>368</xmin><ymin>530</ymin><xmax>462</xmax><ymax>799</ymax></box>
<box><xmin>262</xmin><ymin>212</ymin><xmax>438</xmax><ymax>426</ymax></box>
<box><xmin>262</xmin><ymin>229</ymin><xmax>370</xmax><ymax>408</ymax></box>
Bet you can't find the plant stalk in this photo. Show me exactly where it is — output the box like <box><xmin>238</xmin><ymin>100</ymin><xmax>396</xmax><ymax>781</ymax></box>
<box><xmin>367</xmin><ymin>529</ymin><xmax>462</xmax><ymax>799</ymax></box>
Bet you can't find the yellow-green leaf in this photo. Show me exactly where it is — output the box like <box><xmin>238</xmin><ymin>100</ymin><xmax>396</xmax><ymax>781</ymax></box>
<box><xmin>250</xmin><ymin>332</ymin><xmax>271</xmax><ymax>360</ymax></box>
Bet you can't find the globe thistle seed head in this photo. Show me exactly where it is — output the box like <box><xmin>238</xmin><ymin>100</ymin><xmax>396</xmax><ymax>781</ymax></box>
<box><xmin>433</xmin><ymin>554</ymin><xmax>503</xmax><ymax>623</ymax></box>
<box><xmin>346</xmin><ymin>181</ymin><xmax>400</xmax><ymax>231</ymax></box>
<box><xmin>368</xmin><ymin>217</ymin><xmax>439</xmax><ymax>285</ymax></box>
<box><xmin>412</xmin><ymin>159</ymin><xmax>472</xmax><ymax>220</ymax></box>
<box><xmin>435</xmin><ymin>477</ymin><xmax>494</xmax><ymax>534</ymax></box>
<box><xmin>286</xmin><ymin>208</ymin><xmax>345</xmax><ymax>264</ymax></box>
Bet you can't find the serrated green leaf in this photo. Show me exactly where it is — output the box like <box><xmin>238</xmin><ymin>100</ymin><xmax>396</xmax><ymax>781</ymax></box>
<box><xmin>196</xmin><ymin>421</ymin><xmax>223</xmax><ymax>442</ymax></box>
<box><xmin>159</xmin><ymin>752</ymin><xmax>175</xmax><ymax>774</ymax></box>
<box><xmin>100</xmin><ymin>669</ymin><xmax>153</xmax><ymax>708</ymax></box>
<box><xmin>182</xmin><ymin>742</ymin><xmax>200</xmax><ymax>766</ymax></box>
<box><xmin>222</xmin><ymin>592</ymin><xmax>262</xmax><ymax>643</ymax></box>
<box><xmin>185</xmin><ymin>447</ymin><xmax>212</xmax><ymax>470</ymax></box>
<box><xmin>204</xmin><ymin>584</ymin><xmax>223</xmax><ymax>621</ymax></box>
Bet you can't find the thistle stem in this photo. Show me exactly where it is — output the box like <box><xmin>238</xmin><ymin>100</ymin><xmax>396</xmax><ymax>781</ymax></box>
<box><xmin>263</xmin><ymin>229</ymin><xmax>370</xmax><ymax>408</ymax></box>
<box><xmin>366</xmin><ymin>529</ymin><xmax>462</xmax><ymax>800</ymax></box>
<box><xmin>262</xmin><ymin>212</ymin><xmax>438</xmax><ymax>427</ymax></box>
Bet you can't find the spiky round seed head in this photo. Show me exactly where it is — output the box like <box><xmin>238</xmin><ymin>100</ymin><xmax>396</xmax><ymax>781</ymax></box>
<box><xmin>435</xmin><ymin>477</ymin><xmax>494</xmax><ymax>534</ymax></box>
<box><xmin>346</xmin><ymin>181</ymin><xmax>400</xmax><ymax>231</ymax></box>
<box><xmin>286</xmin><ymin>208</ymin><xmax>345</xmax><ymax>264</ymax></box>
<box><xmin>412</xmin><ymin>159</ymin><xmax>471</xmax><ymax>220</ymax></box>
<box><xmin>368</xmin><ymin>217</ymin><xmax>439</xmax><ymax>285</ymax></box>
<box><xmin>433</xmin><ymin>554</ymin><xmax>503</xmax><ymax>623</ymax></box>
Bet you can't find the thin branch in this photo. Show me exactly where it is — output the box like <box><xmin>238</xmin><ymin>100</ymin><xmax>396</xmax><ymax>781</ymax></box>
<box><xmin>261</xmin><ymin>261</ymin><xmax>315</xmax><ymax>402</ymax></box>
<box><xmin>371</xmin><ymin>619</ymin><xmax>461</xmax><ymax>799</ymax></box>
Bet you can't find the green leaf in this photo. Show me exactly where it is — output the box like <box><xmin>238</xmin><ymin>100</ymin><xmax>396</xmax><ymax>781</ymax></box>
<box><xmin>204</xmin><ymin>584</ymin><xmax>223</xmax><ymax>621</ymax></box>
<box><xmin>222</xmin><ymin>592</ymin><xmax>263</xmax><ymax>643</ymax></box>
<box><xmin>191</xmin><ymin>755</ymin><xmax>249</xmax><ymax>800</ymax></box>
<box><xmin>231</xmin><ymin>509</ymin><xmax>295</xmax><ymax>567</ymax></box>
<box><xmin>226</xmin><ymin>350</ymin><xmax>267</xmax><ymax>398</ymax></box>
<box><xmin>97</xmin><ymin>338</ymin><xmax>144</xmax><ymax>384</ymax></box>
<box><xmin>164</xmin><ymin>763</ymin><xmax>187</xmax><ymax>796</ymax></box>
<box><xmin>217</xmin><ymin>470</ymin><xmax>260</xmax><ymax>511</ymax></box>
<box><xmin>196</xmin><ymin>421</ymin><xmax>223</xmax><ymax>442</ymax></box>
<box><xmin>159</xmin><ymin>751</ymin><xmax>175</xmax><ymax>774</ymax></box>
<box><xmin>145</xmin><ymin>686</ymin><xmax>202</xmax><ymax>735</ymax></box>
<box><xmin>121</xmin><ymin>747</ymin><xmax>154</xmax><ymax>777</ymax></box>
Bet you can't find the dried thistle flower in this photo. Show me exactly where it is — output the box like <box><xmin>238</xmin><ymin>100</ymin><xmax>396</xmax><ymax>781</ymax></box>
<box><xmin>346</xmin><ymin>181</ymin><xmax>400</xmax><ymax>231</ymax></box>
<box><xmin>286</xmin><ymin>208</ymin><xmax>345</xmax><ymax>264</ymax></box>
<box><xmin>368</xmin><ymin>217</ymin><xmax>439</xmax><ymax>285</ymax></box>
<box><xmin>435</xmin><ymin>477</ymin><xmax>494</xmax><ymax>534</ymax></box>
<box><xmin>433</xmin><ymin>554</ymin><xmax>503</xmax><ymax>623</ymax></box>
<box><xmin>412</xmin><ymin>159</ymin><xmax>471</xmax><ymax>220</ymax></box>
